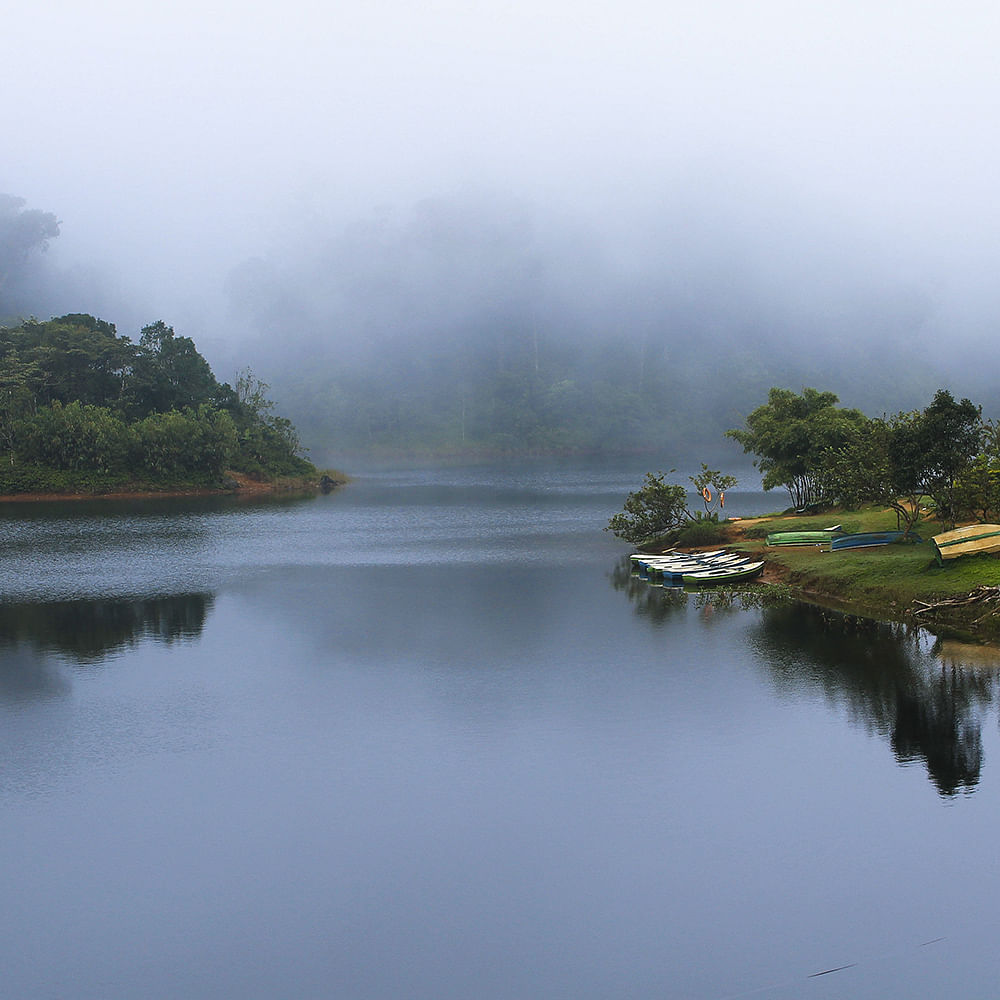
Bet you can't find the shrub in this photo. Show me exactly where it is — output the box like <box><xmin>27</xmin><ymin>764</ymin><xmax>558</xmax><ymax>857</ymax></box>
<box><xmin>676</xmin><ymin>518</ymin><xmax>728</xmax><ymax>547</ymax></box>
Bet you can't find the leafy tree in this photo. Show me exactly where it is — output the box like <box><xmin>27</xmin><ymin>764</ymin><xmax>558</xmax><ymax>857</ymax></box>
<box><xmin>16</xmin><ymin>401</ymin><xmax>130</xmax><ymax>473</ymax></box>
<box><xmin>606</xmin><ymin>471</ymin><xmax>690</xmax><ymax>545</ymax></box>
<box><xmin>132</xmin><ymin>406</ymin><xmax>237</xmax><ymax>478</ymax></box>
<box><xmin>917</xmin><ymin>389</ymin><xmax>981</xmax><ymax>525</ymax></box>
<box><xmin>952</xmin><ymin>454</ymin><xmax>1000</xmax><ymax>524</ymax></box>
<box><xmin>951</xmin><ymin>417</ymin><xmax>1000</xmax><ymax>523</ymax></box>
<box><xmin>124</xmin><ymin>321</ymin><xmax>219</xmax><ymax>417</ymax></box>
<box><xmin>0</xmin><ymin>348</ymin><xmax>43</xmax><ymax>464</ymax></box>
<box><xmin>727</xmin><ymin>387</ymin><xmax>868</xmax><ymax>509</ymax></box>
<box><xmin>0</xmin><ymin>312</ymin><xmax>312</xmax><ymax>488</ymax></box>
<box><xmin>820</xmin><ymin>392</ymin><xmax>981</xmax><ymax>535</ymax></box>
<box><xmin>13</xmin><ymin>314</ymin><xmax>134</xmax><ymax>407</ymax></box>
<box><xmin>820</xmin><ymin>413</ymin><xmax>929</xmax><ymax>535</ymax></box>
<box><xmin>224</xmin><ymin>368</ymin><xmax>310</xmax><ymax>477</ymax></box>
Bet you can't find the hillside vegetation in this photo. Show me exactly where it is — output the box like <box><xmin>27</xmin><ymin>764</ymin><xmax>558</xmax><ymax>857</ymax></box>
<box><xmin>0</xmin><ymin>314</ymin><xmax>315</xmax><ymax>495</ymax></box>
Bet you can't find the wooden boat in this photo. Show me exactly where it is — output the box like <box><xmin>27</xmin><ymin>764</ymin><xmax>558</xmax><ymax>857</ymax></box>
<box><xmin>766</xmin><ymin>529</ymin><xmax>843</xmax><ymax>546</ymax></box>
<box><xmin>682</xmin><ymin>561</ymin><xmax>765</xmax><ymax>585</ymax></box>
<box><xmin>932</xmin><ymin>524</ymin><xmax>1000</xmax><ymax>563</ymax></box>
<box><xmin>830</xmin><ymin>531</ymin><xmax>919</xmax><ymax>551</ymax></box>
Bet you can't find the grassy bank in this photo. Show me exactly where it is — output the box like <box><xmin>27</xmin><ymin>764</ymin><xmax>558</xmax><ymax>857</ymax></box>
<box><xmin>718</xmin><ymin>506</ymin><xmax>1000</xmax><ymax>637</ymax></box>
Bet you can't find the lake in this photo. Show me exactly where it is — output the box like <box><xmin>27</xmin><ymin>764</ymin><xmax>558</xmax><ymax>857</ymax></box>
<box><xmin>2</xmin><ymin>461</ymin><xmax>999</xmax><ymax>999</ymax></box>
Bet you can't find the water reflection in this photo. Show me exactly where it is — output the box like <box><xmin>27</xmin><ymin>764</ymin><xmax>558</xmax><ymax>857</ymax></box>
<box><xmin>752</xmin><ymin>604</ymin><xmax>995</xmax><ymax>797</ymax></box>
<box><xmin>0</xmin><ymin>593</ymin><xmax>213</xmax><ymax>671</ymax></box>
<box><xmin>613</xmin><ymin>557</ymin><xmax>999</xmax><ymax>797</ymax></box>
<box><xmin>607</xmin><ymin>556</ymin><xmax>688</xmax><ymax>624</ymax></box>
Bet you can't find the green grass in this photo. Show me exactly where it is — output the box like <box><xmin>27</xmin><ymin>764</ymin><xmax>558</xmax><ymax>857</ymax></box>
<box><xmin>729</xmin><ymin>506</ymin><xmax>1000</xmax><ymax>630</ymax></box>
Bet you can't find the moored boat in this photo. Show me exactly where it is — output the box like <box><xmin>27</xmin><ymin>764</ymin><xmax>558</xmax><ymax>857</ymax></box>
<box><xmin>681</xmin><ymin>561</ymin><xmax>765</xmax><ymax>585</ymax></box>
<box><xmin>932</xmin><ymin>524</ymin><xmax>1000</xmax><ymax>563</ymax></box>
<box><xmin>655</xmin><ymin>557</ymin><xmax>755</xmax><ymax>581</ymax></box>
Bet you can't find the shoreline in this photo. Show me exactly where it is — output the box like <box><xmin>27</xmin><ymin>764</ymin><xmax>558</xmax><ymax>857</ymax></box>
<box><xmin>659</xmin><ymin>513</ymin><xmax>1000</xmax><ymax>640</ymax></box>
<box><xmin>0</xmin><ymin>471</ymin><xmax>341</xmax><ymax>504</ymax></box>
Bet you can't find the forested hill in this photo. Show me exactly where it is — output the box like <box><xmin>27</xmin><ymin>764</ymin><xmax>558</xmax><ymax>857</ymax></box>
<box><xmin>0</xmin><ymin>314</ymin><xmax>314</xmax><ymax>494</ymax></box>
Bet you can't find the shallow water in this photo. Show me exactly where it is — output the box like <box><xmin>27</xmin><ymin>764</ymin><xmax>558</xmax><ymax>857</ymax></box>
<box><xmin>2</xmin><ymin>463</ymin><xmax>999</xmax><ymax>999</ymax></box>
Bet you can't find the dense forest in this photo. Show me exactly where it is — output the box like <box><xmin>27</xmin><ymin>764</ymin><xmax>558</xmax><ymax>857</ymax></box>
<box><xmin>0</xmin><ymin>313</ymin><xmax>314</xmax><ymax>494</ymax></box>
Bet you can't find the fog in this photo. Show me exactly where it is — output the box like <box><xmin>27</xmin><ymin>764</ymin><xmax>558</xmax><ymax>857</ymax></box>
<box><xmin>5</xmin><ymin>1</ymin><xmax>1000</xmax><ymax>458</ymax></box>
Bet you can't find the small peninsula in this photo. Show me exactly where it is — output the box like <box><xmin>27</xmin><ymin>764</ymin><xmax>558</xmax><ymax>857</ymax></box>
<box><xmin>611</xmin><ymin>387</ymin><xmax>1000</xmax><ymax>638</ymax></box>
<box><xmin>0</xmin><ymin>314</ymin><xmax>340</xmax><ymax>499</ymax></box>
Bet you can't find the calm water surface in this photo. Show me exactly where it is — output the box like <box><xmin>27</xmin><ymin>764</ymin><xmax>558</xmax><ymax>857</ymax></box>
<box><xmin>2</xmin><ymin>462</ymin><xmax>999</xmax><ymax>999</ymax></box>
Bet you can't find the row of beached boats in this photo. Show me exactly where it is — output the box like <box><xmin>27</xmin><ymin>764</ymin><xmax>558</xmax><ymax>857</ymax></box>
<box><xmin>765</xmin><ymin>527</ymin><xmax>920</xmax><ymax>550</ymax></box>
<box><xmin>766</xmin><ymin>522</ymin><xmax>1000</xmax><ymax>565</ymax></box>
<box><xmin>630</xmin><ymin>549</ymin><xmax>765</xmax><ymax>586</ymax></box>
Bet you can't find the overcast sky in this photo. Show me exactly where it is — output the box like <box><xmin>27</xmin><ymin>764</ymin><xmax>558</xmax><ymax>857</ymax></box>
<box><xmin>5</xmin><ymin>0</ymin><xmax>1000</xmax><ymax>351</ymax></box>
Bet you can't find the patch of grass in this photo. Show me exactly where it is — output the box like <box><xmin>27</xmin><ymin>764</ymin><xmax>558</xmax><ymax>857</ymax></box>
<box><xmin>676</xmin><ymin>518</ymin><xmax>728</xmax><ymax>547</ymax></box>
<box><xmin>731</xmin><ymin>506</ymin><xmax>1000</xmax><ymax>627</ymax></box>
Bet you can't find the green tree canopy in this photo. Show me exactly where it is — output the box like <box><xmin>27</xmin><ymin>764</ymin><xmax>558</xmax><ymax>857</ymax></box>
<box><xmin>0</xmin><ymin>313</ymin><xmax>313</xmax><ymax>489</ymax></box>
<box><xmin>727</xmin><ymin>387</ymin><xmax>868</xmax><ymax>509</ymax></box>
<box><xmin>606</xmin><ymin>471</ymin><xmax>690</xmax><ymax>546</ymax></box>
<box><xmin>124</xmin><ymin>320</ymin><xmax>220</xmax><ymax>417</ymax></box>
<box><xmin>916</xmin><ymin>389</ymin><xmax>981</xmax><ymax>524</ymax></box>
<box><xmin>819</xmin><ymin>389</ymin><xmax>982</xmax><ymax>533</ymax></box>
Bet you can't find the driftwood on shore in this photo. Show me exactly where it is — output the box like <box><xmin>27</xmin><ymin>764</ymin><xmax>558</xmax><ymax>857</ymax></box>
<box><xmin>912</xmin><ymin>587</ymin><xmax>1000</xmax><ymax>626</ymax></box>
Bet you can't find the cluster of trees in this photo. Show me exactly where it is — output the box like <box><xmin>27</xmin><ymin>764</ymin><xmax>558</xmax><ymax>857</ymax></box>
<box><xmin>609</xmin><ymin>385</ymin><xmax>996</xmax><ymax>546</ymax></box>
<box><xmin>727</xmin><ymin>386</ymin><xmax>990</xmax><ymax>534</ymax></box>
<box><xmin>0</xmin><ymin>314</ymin><xmax>313</xmax><ymax>490</ymax></box>
<box><xmin>606</xmin><ymin>464</ymin><xmax>738</xmax><ymax>546</ymax></box>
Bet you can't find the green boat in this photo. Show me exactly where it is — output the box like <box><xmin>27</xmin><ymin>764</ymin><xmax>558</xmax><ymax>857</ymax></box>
<box><xmin>766</xmin><ymin>528</ymin><xmax>843</xmax><ymax>547</ymax></box>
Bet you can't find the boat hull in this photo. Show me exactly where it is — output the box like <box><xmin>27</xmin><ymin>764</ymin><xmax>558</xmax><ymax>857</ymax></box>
<box><xmin>830</xmin><ymin>531</ymin><xmax>918</xmax><ymax>550</ymax></box>
<box><xmin>766</xmin><ymin>530</ymin><xmax>842</xmax><ymax>546</ymax></box>
<box><xmin>682</xmin><ymin>561</ymin><xmax>765</xmax><ymax>585</ymax></box>
<box><xmin>932</xmin><ymin>524</ymin><xmax>1000</xmax><ymax>563</ymax></box>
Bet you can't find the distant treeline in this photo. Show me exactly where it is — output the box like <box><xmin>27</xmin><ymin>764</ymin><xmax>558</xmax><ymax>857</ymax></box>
<box><xmin>225</xmin><ymin>195</ymin><xmax>965</xmax><ymax>460</ymax></box>
<box><xmin>0</xmin><ymin>314</ymin><xmax>313</xmax><ymax>493</ymax></box>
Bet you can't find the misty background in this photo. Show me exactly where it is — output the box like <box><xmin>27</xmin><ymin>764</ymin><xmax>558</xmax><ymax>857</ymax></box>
<box><xmin>4</xmin><ymin>1</ymin><xmax>1000</xmax><ymax>465</ymax></box>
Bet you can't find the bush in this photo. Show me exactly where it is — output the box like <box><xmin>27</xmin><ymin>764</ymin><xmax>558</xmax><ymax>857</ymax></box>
<box><xmin>676</xmin><ymin>518</ymin><xmax>728</xmax><ymax>547</ymax></box>
<box><xmin>15</xmin><ymin>401</ymin><xmax>130</xmax><ymax>473</ymax></box>
<box><xmin>132</xmin><ymin>406</ymin><xmax>237</xmax><ymax>478</ymax></box>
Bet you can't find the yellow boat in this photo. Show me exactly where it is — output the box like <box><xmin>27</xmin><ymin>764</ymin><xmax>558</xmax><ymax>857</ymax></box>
<box><xmin>931</xmin><ymin>524</ymin><xmax>1000</xmax><ymax>563</ymax></box>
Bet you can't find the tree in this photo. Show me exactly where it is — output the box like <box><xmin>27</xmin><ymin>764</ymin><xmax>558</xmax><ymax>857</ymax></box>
<box><xmin>124</xmin><ymin>321</ymin><xmax>219</xmax><ymax>416</ymax></box>
<box><xmin>16</xmin><ymin>401</ymin><xmax>130</xmax><ymax>473</ymax></box>
<box><xmin>0</xmin><ymin>194</ymin><xmax>60</xmax><ymax>305</ymax></box>
<box><xmin>726</xmin><ymin>388</ymin><xmax>867</xmax><ymax>510</ymax></box>
<box><xmin>917</xmin><ymin>389</ymin><xmax>981</xmax><ymax>526</ymax></box>
<box><xmin>13</xmin><ymin>314</ymin><xmax>134</xmax><ymax>407</ymax></box>
<box><xmin>952</xmin><ymin>418</ymin><xmax>1000</xmax><ymax>522</ymax></box>
<box><xmin>727</xmin><ymin>387</ymin><xmax>868</xmax><ymax>509</ymax></box>
<box><xmin>819</xmin><ymin>391</ymin><xmax>981</xmax><ymax>536</ymax></box>
<box><xmin>606</xmin><ymin>471</ymin><xmax>689</xmax><ymax>545</ymax></box>
<box><xmin>820</xmin><ymin>415</ymin><xmax>926</xmax><ymax>536</ymax></box>
<box><xmin>0</xmin><ymin>349</ymin><xmax>42</xmax><ymax>464</ymax></box>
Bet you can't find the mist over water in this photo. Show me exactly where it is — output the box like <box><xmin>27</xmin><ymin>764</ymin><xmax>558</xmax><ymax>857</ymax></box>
<box><xmin>5</xmin><ymin>2</ymin><xmax>1000</xmax><ymax>464</ymax></box>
